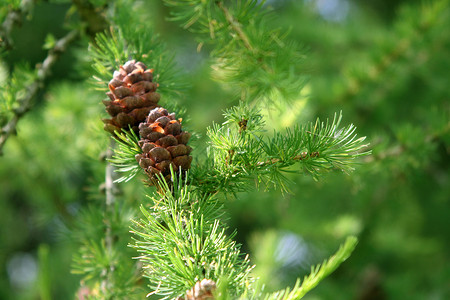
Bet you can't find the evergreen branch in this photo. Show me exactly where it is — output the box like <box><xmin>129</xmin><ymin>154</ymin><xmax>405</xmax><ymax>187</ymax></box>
<box><xmin>222</xmin><ymin>101</ymin><xmax>265</xmax><ymax>133</ymax></box>
<box><xmin>71</xmin><ymin>204</ymin><xmax>144</xmax><ymax>298</ymax></box>
<box><xmin>72</xmin><ymin>238</ymin><xmax>113</xmax><ymax>281</ymax></box>
<box><xmin>164</xmin><ymin>0</ymin><xmax>307</xmax><ymax>104</ymax></box>
<box><xmin>0</xmin><ymin>0</ymin><xmax>34</xmax><ymax>50</ymax></box>
<box><xmin>163</xmin><ymin>0</ymin><xmax>211</xmax><ymax>31</ymax></box>
<box><xmin>131</xmin><ymin>175</ymin><xmax>254</xmax><ymax>299</ymax></box>
<box><xmin>0</xmin><ymin>62</ymin><xmax>34</xmax><ymax>127</ymax></box>
<box><xmin>257</xmin><ymin>113</ymin><xmax>370</xmax><ymax>178</ymax></box>
<box><xmin>263</xmin><ymin>236</ymin><xmax>358</xmax><ymax>300</ymax></box>
<box><xmin>192</xmin><ymin>109</ymin><xmax>370</xmax><ymax>194</ymax></box>
<box><xmin>216</xmin><ymin>1</ymin><xmax>254</xmax><ymax>52</ymax></box>
<box><xmin>0</xmin><ymin>29</ymin><xmax>79</xmax><ymax>155</ymax></box>
<box><xmin>82</xmin><ymin>4</ymin><xmax>371</xmax><ymax>298</ymax></box>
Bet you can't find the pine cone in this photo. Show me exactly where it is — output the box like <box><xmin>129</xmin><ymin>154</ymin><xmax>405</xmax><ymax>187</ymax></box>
<box><xmin>102</xmin><ymin>60</ymin><xmax>161</xmax><ymax>134</ymax></box>
<box><xmin>135</xmin><ymin>107</ymin><xmax>192</xmax><ymax>184</ymax></box>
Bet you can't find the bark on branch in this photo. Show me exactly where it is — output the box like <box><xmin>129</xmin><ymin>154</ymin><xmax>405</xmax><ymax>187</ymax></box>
<box><xmin>0</xmin><ymin>29</ymin><xmax>79</xmax><ymax>155</ymax></box>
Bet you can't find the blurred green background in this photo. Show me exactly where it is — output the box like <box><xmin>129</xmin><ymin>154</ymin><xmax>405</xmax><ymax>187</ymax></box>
<box><xmin>1</xmin><ymin>0</ymin><xmax>449</xmax><ymax>299</ymax></box>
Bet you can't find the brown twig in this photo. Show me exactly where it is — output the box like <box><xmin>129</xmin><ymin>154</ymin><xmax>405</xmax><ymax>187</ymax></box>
<box><xmin>215</xmin><ymin>0</ymin><xmax>276</xmax><ymax>79</ymax></box>
<box><xmin>0</xmin><ymin>29</ymin><xmax>79</xmax><ymax>155</ymax></box>
<box><xmin>256</xmin><ymin>151</ymin><xmax>319</xmax><ymax>167</ymax></box>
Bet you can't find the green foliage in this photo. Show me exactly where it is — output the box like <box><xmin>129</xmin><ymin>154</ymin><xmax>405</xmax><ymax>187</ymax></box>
<box><xmin>190</xmin><ymin>105</ymin><xmax>369</xmax><ymax>194</ymax></box>
<box><xmin>71</xmin><ymin>203</ymin><xmax>145</xmax><ymax>299</ymax></box>
<box><xmin>84</xmin><ymin>1</ymin><xmax>370</xmax><ymax>292</ymax></box>
<box><xmin>131</xmin><ymin>171</ymin><xmax>359</xmax><ymax>299</ymax></box>
<box><xmin>131</xmin><ymin>173</ymin><xmax>254</xmax><ymax>299</ymax></box>
<box><xmin>110</xmin><ymin>128</ymin><xmax>142</xmax><ymax>183</ymax></box>
<box><xmin>0</xmin><ymin>63</ymin><xmax>36</xmax><ymax>126</ymax></box>
<box><xmin>2</xmin><ymin>0</ymin><xmax>448</xmax><ymax>300</ymax></box>
<box><xmin>163</xmin><ymin>0</ymin><xmax>307</xmax><ymax>105</ymax></box>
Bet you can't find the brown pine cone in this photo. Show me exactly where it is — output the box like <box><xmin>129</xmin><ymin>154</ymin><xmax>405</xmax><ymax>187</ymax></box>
<box><xmin>135</xmin><ymin>107</ymin><xmax>193</xmax><ymax>184</ymax></box>
<box><xmin>102</xmin><ymin>60</ymin><xmax>161</xmax><ymax>134</ymax></box>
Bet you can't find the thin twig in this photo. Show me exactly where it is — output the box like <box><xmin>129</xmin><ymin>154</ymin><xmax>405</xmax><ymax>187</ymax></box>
<box><xmin>0</xmin><ymin>0</ymin><xmax>35</xmax><ymax>50</ymax></box>
<box><xmin>216</xmin><ymin>1</ymin><xmax>276</xmax><ymax>78</ymax></box>
<box><xmin>216</xmin><ymin>1</ymin><xmax>254</xmax><ymax>52</ymax></box>
<box><xmin>101</xmin><ymin>138</ymin><xmax>117</xmax><ymax>294</ymax></box>
<box><xmin>0</xmin><ymin>29</ymin><xmax>79</xmax><ymax>155</ymax></box>
<box><xmin>256</xmin><ymin>151</ymin><xmax>317</xmax><ymax>167</ymax></box>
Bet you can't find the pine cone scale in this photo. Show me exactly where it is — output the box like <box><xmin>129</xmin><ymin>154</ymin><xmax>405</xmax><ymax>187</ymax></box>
<box><xmin>157</xmin><ymin>135</ymin><xmax>178</xmax><ymax>147</ymax></box>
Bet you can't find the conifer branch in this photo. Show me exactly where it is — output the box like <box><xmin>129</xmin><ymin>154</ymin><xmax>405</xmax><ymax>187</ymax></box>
<box><xmin>216</xmin><ymin>1</ymin><xmax>254</xmax><ymax>52</ymax></box>
<box><xmin>191</xmin><ymin>109</ymin><xmax>370</xmax><ymax>194</ymax></box>
<box><xmin>164</xmin><ymin>0</ymin><xmax>307</xmax><ymax>104</ymax></box>
<box><xmin>131</xmin><ymin>173</ymin><xmax>254</xmax><ymax>299</ymax></box>
<box><xmin>0</xmin><ymin>29</ymin><xmax>78</xmax><ymax>155</ymax></box>
<box><xmin>85</xmin><ymin>3</ymin><xmax>372</xmax><ymax>297</ymax></box>
<box><xmin>111</xmin><ymin>104</ymin><xmax>369</xmax><ymax>195</ymax></box>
